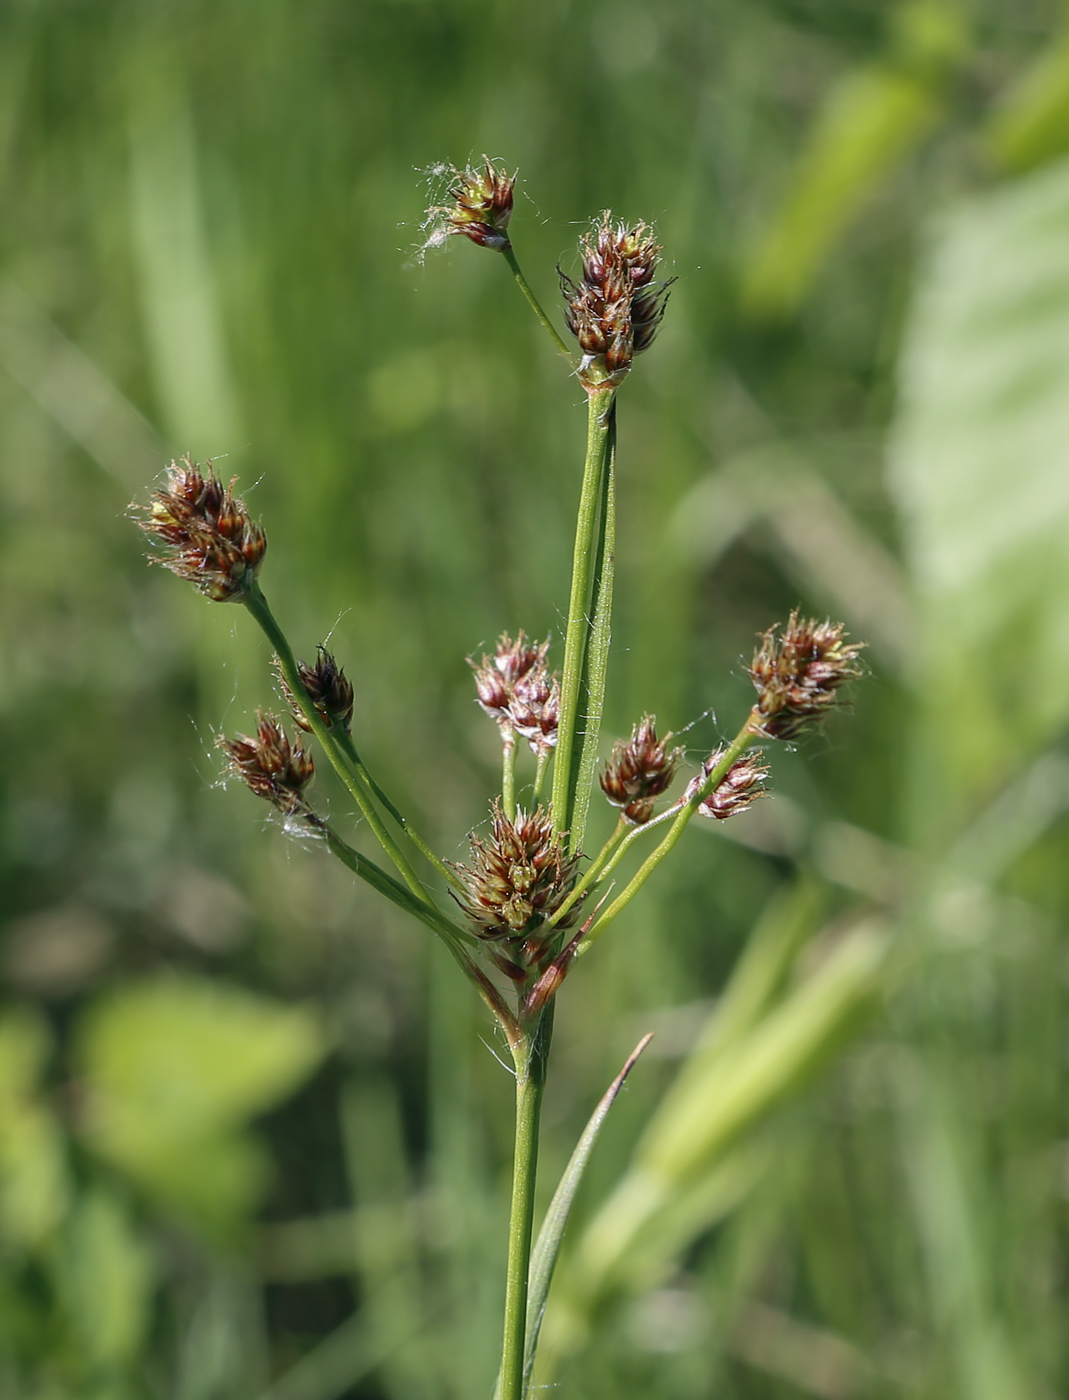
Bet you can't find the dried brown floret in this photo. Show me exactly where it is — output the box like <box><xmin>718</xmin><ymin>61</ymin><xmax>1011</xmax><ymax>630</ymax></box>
<box><xmin>600</xmin><ymin>714</ymin><xmax>683</xmax><ymax>824</ymax></box>
<box><xmin>426</xmin><ymin>158</ymin><xmax>515</xmax><ymax>251</ymax></box>
<box><xmin>133</xmin><ymin>456</ymin><xmax>266</xmax><ymax>602</ymax></box>
<box><xmin>217</xmin><ymin>712</ymin><xmax>315</xmax><ymax>816</ymax></box>
<box><xmin>748</xmin><ymin>611</ymin><xmax>864</xmax><ymax>741</ymax></box>
<box><xmin>560</xmin><ymin>214</ymin><xmax>673</xmax><ymax>386</ymax></box>
<box><xmin>686</xmin><ymin>747</ymin><xmax>769</xmax><ymax>821</ymax></box>
<box><xmin>469</xmin><ymin>631</ymin><xmax>558</xmax><ymax>755</ymax></box>
<box><xmin>454</xmin><ymin>802</ymin><xmax>581</xmax><ymax>979</ymax></box>
<box><xmin>276</xmin><ymin>647</ymin><xmax>354</xmax><ymax>735</ymax></box>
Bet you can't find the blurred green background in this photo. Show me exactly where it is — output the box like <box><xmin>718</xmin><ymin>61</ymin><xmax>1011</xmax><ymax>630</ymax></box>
<box><xmin>3</xmin><ymin>0</ymin><xmax>1069</xmax><ymax>1396</ymax></box>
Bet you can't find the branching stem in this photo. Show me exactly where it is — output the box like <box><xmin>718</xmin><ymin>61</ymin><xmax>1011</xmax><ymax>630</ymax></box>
<box><xmin>500</xmin><ymin>245</ymin><xmax>575</xmax><ymax>362</ymax></box>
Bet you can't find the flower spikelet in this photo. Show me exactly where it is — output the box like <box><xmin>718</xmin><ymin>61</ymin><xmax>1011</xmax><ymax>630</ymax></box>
<box><xmin>276</xmin><ymin>647</ymin><xmax>354</xmax><ymax>734</ymax></box>
<box><xmin>600</xmin><ymin>714</ymin><xmax>683</xmax><ymax>824</ymax></box>
<box><xmin>510</xmin><ymin>668</ymin><xmax>560</xmax><ymax>758</ymax></box>
<box><xmin>560</xmin><ymin>213</ymin><xmax>672</xmax><ymax>386</ymax></box>
<box><xmin>686</xmin><ymin>747</ymin><xmax>769</xmax><ymax>821</ymax></box>
<box><xmin>748</xmin><ymin>611</ymin><xmax>864</xmax><ymax>741</ymax></box>
<box><xmin>427</xmin><ymin>158</ymin><xmax>515</xmax><ymax>251</ymax></box>
<box><xmin>217</xmin><ymin>712</ymin><xmax>315</xmax><ymax>816</ymax></box>
<box><xmin>470</xmin><ymin>632</ymin><xmax>556</xmax><ymax>752</ymax></box>
<box><xmin>454</xmin><ymin>803</ymin><xmax>581</xmax><ymax>978</ymax></box>
<box><xmin>134</xmin><ymin>456</ymin><xmax>266</xmax><ymax>602</ymax></box>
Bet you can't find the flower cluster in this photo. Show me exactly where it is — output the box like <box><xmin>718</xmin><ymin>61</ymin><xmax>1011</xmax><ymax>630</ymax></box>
<box><xmin>133</xmin><ymin>456</ymin><xmax>266</xmax><ymax>602</ymax></box>
<box><xmin>426</xmin><ymin>158</ymin><xmax>515</xmax><ymax>252</ymax></box>
<box><xmin>454</xmin><ymin>803</ymin><xmax>581</xmax><ymax>982</ymax></box>
<box><xmin>217</xmin><ymin>712</ymin><xmax>315</xmax><ymax>816</ymax></box>
<box><xmin>277</xmin><ymin>647</ymin><xmax>354</xmax><ymax>735</ymax></box>
<box><xmin>685</xmin><ymin>747</ymin><xmax>769</xmax><ymax>821</ymax></box>
<box><xmin>748</xmin><ymin>611</ymin><xmax>864</xmax><ymax>741</ymax></box>
<box><xmin>470</xmin><ymin>632</ymin><xmax>560</xmax><ymax>758</ymax></box>
<box><xmin>560</xmin><ymin>214</ymin><xmax>672</xmax><ymax>385</ymax></box>
<box><xmin>600</xmin><ymin>714</ymin><xmax>682</xmax><ymax>824</ymax></box>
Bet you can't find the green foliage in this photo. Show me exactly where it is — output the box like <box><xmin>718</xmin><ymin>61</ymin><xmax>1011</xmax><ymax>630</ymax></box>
<box><xmin>2</xmin><ymin>0</ymin><xmax>1069</xmax><ymax>1397</ymax></box>
<box><xmin>79</xmin><ymin>977</ymin><xmax>326</xmax><ymax>1234</ymax></box>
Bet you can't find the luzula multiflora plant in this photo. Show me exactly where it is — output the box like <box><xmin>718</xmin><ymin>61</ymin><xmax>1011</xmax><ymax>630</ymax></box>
<box><xmin>134</xmin><ymin>158</ymin><xmax>865</xmax><ymax>1400</ymax></box>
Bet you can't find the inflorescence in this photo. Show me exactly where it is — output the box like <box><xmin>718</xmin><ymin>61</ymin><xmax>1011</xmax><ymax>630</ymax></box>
<box><xmin>600</xmin><ymin>714</ymin><xmax>682</xmax><ymax>825</ymax></box>
<box><xmin>560</xmin><ymin>214</ymin><xmax>673</xmax><ymax>386</ymax></box>
<box><xmin>133</xmin><ymin>164</ymin><xmax>865</xmax><ymax>1029</ymax></box>
<box><xmin>747</xmin><ymin>610</ymin><xmax>865</xmax><ymax>742</ymax></box>
<box><xmin>454</xmin><ymin>803</ymin><xmax>581</xmax><ymax>985</ymax></box>
<box><xmin>133</xmin><ymin>456</ymin><xmax>265</xmax><ymax>602</ymax></box>
<box><xmin>470</xmin><ymin>632</ymin><xmax>560</xmax><ymax>759</ymax></box>
<box><xmin>217</xmin><ymin>712</ymin><xmax>315</xmax><ymax>818</ymax></box>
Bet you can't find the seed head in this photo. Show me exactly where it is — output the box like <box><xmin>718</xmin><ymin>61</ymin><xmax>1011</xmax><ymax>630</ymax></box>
<box><xmin>276</xmin><ymin>647</ymin><xmax>354</xmax><ymax>734</ymax></box>
<box><xmin>133</xmin><ymin>456</ymin><xmax>266</xmax><ymax>602</ymax></box>
<box><xmin>217</xmin><ymin>712</ymin><xmax>315</xmax><ymax>815</ymax></box>
<box><xmin>470</xmin><ymin>632</ymin><xmax>558</xmax><ymax>754</ymax></box>
<box><xmin>454</xmin><ymin>803</ymin><xmax>581</xmax><ymax>978</ymax></box>
<box><xmin>427</xmin><ymin>158</ymin><xmax>515</xmax><ymax>252</ymax></box>
<box><xmin>748</xmin><ymin>611</ymin><xmax>864</xmax><ymax>741</ymax></box>
<box><xmin>510</xmin><ymin>668</ymin><xmax>560</xmax><ymax>758</ymax></box>
<box><xmin>560</xmin><ymin>213</ymin><xmax>672</xmax><ymax>387</ymax></box>
<box><xmin>600</xmin><ymin>714</ymin><xmax>683</xmax><ymax>824</ymax></box>
<box><xmin>686</xmin><ymin>747</ymin><xmax>769</xmax><ymax>821</ymax></box>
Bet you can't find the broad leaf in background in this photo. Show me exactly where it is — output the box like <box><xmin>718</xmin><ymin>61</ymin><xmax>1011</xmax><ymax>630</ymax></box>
<box><xmin>888</xmin><ymin>155</ymin><xmax>1069</xmax><ymax>834</ymax></box>
<box><xmin>741</xmin><ymin>1</ymin><xmax>965</xmax><ymax>317</ymax></box>
<box><xmin>78</xmin><ymin>977</ymin><xmax>325</xmax><ymax>1236</ymax></box>
<box><xmin>0</xmin><ymin>1008</ymin><xmax>69</xmax><ymax>1254</ymax></box>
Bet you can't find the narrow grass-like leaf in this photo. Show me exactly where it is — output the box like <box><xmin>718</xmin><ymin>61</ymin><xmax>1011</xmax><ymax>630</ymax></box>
<box><xmin>520</xmin><ymin>1031</ymin><xmax>652</xmax><ymax>1395</ymax></box>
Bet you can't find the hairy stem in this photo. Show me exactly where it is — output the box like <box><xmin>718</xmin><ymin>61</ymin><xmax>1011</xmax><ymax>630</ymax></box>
<box><xmin>502</xmin><ymin>733</ymin><xmax>518</xmax><ymax>822</ymax></box>
<box><xmin>567</xmin><ymin>403</ymin><xmax>616</xmax><ymax>854</ymax></box>
<box><xmin>551</xmin><ymin>387</ymin><xmax>616</xmax><ymax>839</ymax></box>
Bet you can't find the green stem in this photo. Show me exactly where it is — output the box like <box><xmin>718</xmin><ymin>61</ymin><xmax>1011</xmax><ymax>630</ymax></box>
<box><xmin>336</xmin><ymin>733</ymin><xmax>465</xmax><ymax>893</ymax></box>
<box><xmin>587</xmin><ymin>800</ymin><xmax>681</xmax><ymax>892</ymax></box>
<box><xmin>500</xmin><ymin>1009</ymin><xmax>552</xmax><ymax>1400</ymax></box>
<box><xmin>566</xmin><ymin>403</ymin><xmax>616</xmax><ymax>855</ymax></box>
<box><xmin>547</xmin><ymin>814</ymin><xmax>628</xmax><ymax>931</ymax></box>
<box><xmin>500</xmin><ymin>245</ymin><xmax>575</xmax><ymax>362</ymax></box>
<box><xmin>551</xmin><ymin>387</ymin><xmax>616</xmax><ymax>839</ymax></box>
<box><xmin>243</xmin><ymin>583</ymin><xmax>429</xmax><ymax>903</ymax></box>
<box><xmin>532</xmin><ymin>749</ymin><xmax>550</xmax><ymax>805</ymax></box>
<box><xmin>577</xmin><ymin>721</ymin><xmax>759</xmax><ymax>955</ymax></box>
<box><xmin>502</xmin><ymin>734</ymin><xmax>518</xmax><ymax>822</ymax></box>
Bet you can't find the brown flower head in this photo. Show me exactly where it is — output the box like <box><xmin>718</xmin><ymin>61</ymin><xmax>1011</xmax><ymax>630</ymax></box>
<box><xmin>217</xmin><ymin>712</ymin><xmax>315</xmax><ymax>816</ymax></box>
<box><xmin>510</xmin><ymin>668</ymin><xmax>560</xmax><ymax>758</ymax></box>
<box><xmin>276</xmin><ymin>647</ymin><xmax>354</xmax><ymax>735</ymax></box>
<box><xmin>686</xmin><ymin>746</ymin><xmax>769</xmax><ymax>821</ymax></box>
<box><xmin>427</xmin><ymin>158</ymin><xmax>515</xmax><ymax>252</ymax></box>
<box><xmin>560</xmin><ymin>214</ymin><xmax>673</xmax><ymax>386</ymax></box>
<box><xmin>454</xmin><ymin>803</ymin><xmax>581</xmax><ymax>980</ymax></box>
<box><xmin>600</xmin><ymin>714</ymin><xmax>683</xmax><ymax>824</ymax></box>
<box><xmin>133</xmin><ymin>456</ymin><xmax>266</xmax><ymax>602</ymax></box>
<box><xmin>469</xmin><ymin>632</ymin><xmax>550</xmax><ymax>737</ymax></box>
<box><xmin>748</xmin><ymin>611</ymin><xmax>864</xmax><ymax>741</ymax></box>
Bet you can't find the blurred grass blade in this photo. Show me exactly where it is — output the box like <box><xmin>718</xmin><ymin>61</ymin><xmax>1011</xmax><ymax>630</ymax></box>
<box><xmin>518</xmin><ymin>1032</ymin><xmax>653</xmax><ymax>1396</ymax></box>
<box><xmin>888</xmin><ymin>155</ymin><xmax>1069</xmax><ymax>833</ymax></box>
<box><xmin>896</xmin><ymin>1057</ymin><xmax>1030</xmax><ymax>1400</ymax></box>
<box><xmin>988</xmin><ymin>26</ymin><xmax>1069</xmax><ymax>173</ymax></box>
<box><xmin>742</xmin><ymin>2</ymin><xmax>965</xmax><ymax>317</ymax></box>
<box><xmin>570</xmin><ymin>918</ymin><xmax>889</xmax><ymax>1297</ymax></box>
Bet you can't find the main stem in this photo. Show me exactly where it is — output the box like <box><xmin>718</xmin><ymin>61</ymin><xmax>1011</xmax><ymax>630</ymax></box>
<box><xmin>551</xmin><ymin>386</ymin><xmax>615</xmax><ymax>838</ymax></box>
<box><xmin>500</xmin><ymin>1010</ymin><xmax>551</xmax><ymax>1400</ymax></box>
